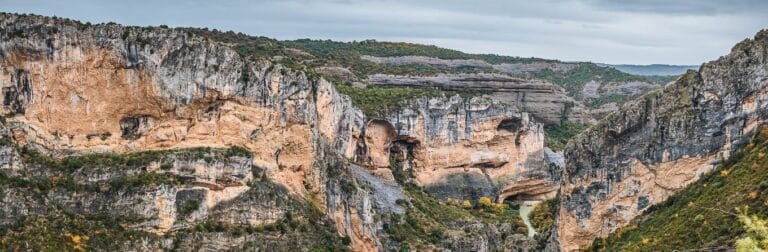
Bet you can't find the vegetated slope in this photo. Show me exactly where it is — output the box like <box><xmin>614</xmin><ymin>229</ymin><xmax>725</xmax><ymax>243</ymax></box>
<box><xmin>591</xmin><ymin>127</ymin><xmax>768</xmax><ymax>251</ymax></box>
<box><xmin>0</xmin><ymin>140</ymin><xmax>348</xmax><ymax>251</ymax></box>
<box><xmin>557</xmin><ymin>29</ymin><xmax>768</xmax><ymax>251</ymax></box>
<box><xmin>606</xmin><ymin>64</ymin><xmax>698</xmax><ymax>76</ymax></box>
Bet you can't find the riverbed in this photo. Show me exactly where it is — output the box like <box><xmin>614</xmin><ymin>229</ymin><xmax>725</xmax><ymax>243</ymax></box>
<box><xmin>519</xmin><ymin>203</ymin><xmax>536</xmax><ymax>238</ymax></box>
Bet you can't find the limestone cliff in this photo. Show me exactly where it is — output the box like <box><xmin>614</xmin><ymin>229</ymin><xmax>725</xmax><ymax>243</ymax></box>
<box><xmin>0</xmin><ymin>13</ymin><xmax>555</xmax><ymax>251</ymax></box>
<box><xmin>367</xmin><ymin>73</ymin><xmax>592</xmax><ymax>125</ymax></box>
<box><xmin>557</xmin><ymin>30</ymin><xmax>768</xmax><ymax>251</ymax></box>
<box><xmin>357</xmin><ymin>94</ymin><xmax>558</xmax><ymax>203</ymax></box>
<box><xmin>360</xmin><ymin>55</ymin><xmax>664</xmax><ymax>123</ymax></box>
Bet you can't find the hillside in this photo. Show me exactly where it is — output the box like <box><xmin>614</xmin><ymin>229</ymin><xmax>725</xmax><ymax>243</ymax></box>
<box><xmin>1</xmin><ymin>11</ymin><xmax>765</xmax><ymax>252</ymax></box>
<box><xmin>603</xmin><ymin>64</ymin><xmax>698</xmax><ymax>76</ymax></box>
<box><xmin>557</xmin><ymin>29</ymin><xmax>768</xmax><ymax>251</ymax></box>
<box><xmin>591</xmin><ymin>127</ymin><xmax>768</xmax><ymax>251</ymax></box>
<box><xmin>184</xmin><ymin>28</ymin><xmax>671</xmax><ymax>122</ymax></box>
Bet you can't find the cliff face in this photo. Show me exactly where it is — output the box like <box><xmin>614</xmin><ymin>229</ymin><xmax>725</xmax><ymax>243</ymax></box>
<box><xmin>0</xmin><ymin>13</ymin><xmax>380</xmax><ymax>251</ymax></box>
<box><xmin>557</xmin><ymin>30</ymin><xmax>768</xmax><ymax>251</ymax></box>
<box><xmin>360</xmin><ymin>55</ymin><xmax>663</xmax><ymax>124</ymax></box>
<box><xmin>357</xmin><ymin>95</ymin><xmax>558</xmax><ymax>203</ymax></box>
<box><xmin>0</xmin><ymin>13</ymin><xmax>556</xmax><ymax>251</ymax></box>
<box><xmin>367</xmin><ymin>73</ymin><xmax>592</xmax><ymax>125</ymax></box>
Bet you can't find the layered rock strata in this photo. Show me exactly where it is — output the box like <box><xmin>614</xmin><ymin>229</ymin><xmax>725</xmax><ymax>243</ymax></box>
<box><xmin>557</xmin><ymin>30</ymin><xmax>768</xmax><ymax>251</ymax></box>
<box><xmin>0</xmin><ymin>13</ymin><xmax>559</xmax><ymax>251</ymax></box>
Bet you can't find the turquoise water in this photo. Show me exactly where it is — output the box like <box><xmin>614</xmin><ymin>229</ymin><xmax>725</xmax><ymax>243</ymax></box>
<box><xmin>519</xmin><ymin>204</ymin><xmax>536</xmax><ymax>238</ymax></box>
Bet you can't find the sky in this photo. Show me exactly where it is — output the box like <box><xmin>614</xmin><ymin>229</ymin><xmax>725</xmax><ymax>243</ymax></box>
<box><xmin>2</xmin><ymin>0</ymin><xmax>767</xmax><ymax>65</ymax></box>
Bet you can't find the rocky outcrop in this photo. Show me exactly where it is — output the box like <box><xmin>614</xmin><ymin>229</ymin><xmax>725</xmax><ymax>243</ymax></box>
<box><xmin>361</xmin><ymin>55</ymin><xmax>576</xmax><ymax>74</ymax></box>
<box><xmin>355</xmin><ymin>95</ymin><xmax>559</xmax><ymax>203</ymax></box>
<box><xmin>0</xmin><ymin>13</ymin><xmax>558</xmax><ymax>251</ymax></box>
<box><xmin>557</xmin><ymin>30</ymin><xmax>768</xmax><ymax>251</ymax></box>
<box><xmin>368</xmin><ymin>73</ymin><xmax>593</xmax><ymax>125</ymax></box>
<box><xmin>0</xmin><ymin>13</ymin><xmax>378</xmax><ymax>250</ymax></box>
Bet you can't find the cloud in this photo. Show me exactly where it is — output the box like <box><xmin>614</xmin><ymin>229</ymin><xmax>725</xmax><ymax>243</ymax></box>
<box><xmin>1</xmin><ymin>0</ymin><xmax>766</xmax><ymax>64</ymax></box>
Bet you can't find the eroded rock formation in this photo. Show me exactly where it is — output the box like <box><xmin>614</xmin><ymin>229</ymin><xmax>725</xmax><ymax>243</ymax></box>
<box><xmin>0</xmin><ymin>13</ymin><xmax>558</xmax><ymax>251</ymax></box>
<box><xmin>356</xmin><ymin>95</ymin><xmax>559</xmax><ymax>202</ymax></box>
<box><xmin>368</xmin><ymin>73</ymin><xmax>592</xmax><ymax>125</ymax></box>
<box><xmin>557</xmin><ymin>30</ymin><xmax>768</xmax><ymax>251</ymax></box>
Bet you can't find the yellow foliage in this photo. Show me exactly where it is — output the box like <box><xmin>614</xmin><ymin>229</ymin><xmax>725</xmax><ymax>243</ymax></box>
<box><xmin>68</xmin><ymin>233</ymin><xmax>89</xmax><ymax>252</ymax></box>
<box><xmin>642</xmin><ymin>237</ymin><xmax>650</xmax><ymax>245</ymax></box>
<box><xmin>478</xmin><ymin>197</ymin><xmax>493</xmax><ymax>208</ymax></box>
<box><xmin>462</xmin><ymin>200</ymin><xmax>472</xmax><ymax>209</ymax></box>
<box><xmin>750</xmin><ymin>191</ymin><xmax>759</xmax><ymax>200</ymax></box>
<box><xmin>721</xmin><ymin>170</ymin><xmax>730</xmax><ymax>177</ymax></box>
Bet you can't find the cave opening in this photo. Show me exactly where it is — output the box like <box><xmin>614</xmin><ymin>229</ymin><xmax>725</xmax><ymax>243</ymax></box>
<box><xmin>388</xmin><ymin>137</ymin><xmax>421</xmax><ymax>184</ymax></box>
<box><xmin>501</xmin><ymin>193</ymin><xmax>536</xmax><ymax>210</ymax></box>
<box><xmin>497</xmin><ymin>117</ymin><xmax>525</xmax><ymax>145</ymax></box>
<box><xmin>497</xmin><ymin>117</ymin><xmax>523</xmax><ymax>133</ymax></box>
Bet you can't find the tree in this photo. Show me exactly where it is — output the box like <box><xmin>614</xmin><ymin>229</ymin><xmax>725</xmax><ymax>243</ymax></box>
<box><xmin>736</xmin><ymin>206</ymin><xmax>768</xmax><ymax>252</ymax></box>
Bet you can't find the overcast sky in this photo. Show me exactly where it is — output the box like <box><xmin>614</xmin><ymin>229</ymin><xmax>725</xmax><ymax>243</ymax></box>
<box><xmin>2</xmin><ymin>0</ymin><xmax>767</xmax><ymax>65</ymax></box>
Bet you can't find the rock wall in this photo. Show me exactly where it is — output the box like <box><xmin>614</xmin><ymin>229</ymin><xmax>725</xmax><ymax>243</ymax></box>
<box><xmin>0</xmin><ymin>13</ymin><xmax>558</xmax><ymax>251</ymax></box>
<box><xmin>557</xmin><ymin>30</ymin><xmax>768</xmax><ymax>251</ymax></box>
<box><xmin>368</xmin><ymin>73</ymin><xmax>592</xmax><ymax>125</ymax></box>
<box><xmin>357</xmin><ymin>95</ymin><xmax>559</xmax><ymax>202</ymax></box>
<box><xmin>0</xmin><ymin>13</ymin><xmax>380</xmax><ymax>250</ymax></box>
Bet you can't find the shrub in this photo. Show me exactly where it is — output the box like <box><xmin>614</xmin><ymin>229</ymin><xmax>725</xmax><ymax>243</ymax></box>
<box><xmin>225</xmin><ymin>146</ymin><xmax>252</xmax><ymax>158</ymax></box>
<box><xmin>544</xmin><ymin>123</ymin><xmax>589</xmax><ymax>151</ymax></box>
<box><xmin>179</xmin><ymin>200</ymin><xmax>200</xmax><ymax>216</ymax></box>
<box><xmin>462</xmin><ymin>200</ymin><xmax>473</xmax><ymax>209</ymax></box>
<box><xmin>478</xmin><ymin>197</ymin><xmax>493</xmax><ymax>209</ymax></box>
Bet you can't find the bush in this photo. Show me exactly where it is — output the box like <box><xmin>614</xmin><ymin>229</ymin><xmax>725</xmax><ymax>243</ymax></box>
<box><xmin>179</xmin><ymin>200</ymin><xmax>200</xmax><ymax>216</ymax></box>
<box><xmin>478</xmin><ymin>197</ymin><xmax>493</xmax><ymax>209</ymax></box>
<box><xmin>530</xmin><ymin>200</ymin><xmax>556</xmax><ymax>233</ymax></box>
<box><xmin>225</xmin><ymin>146</ymin><xmax>252</xmax><ymax>158</ymax></box>
<box><xmin>544</xmin><ymin>123</ymin><xmax>589</xmax><ymax>151</ymax></box>
<box><xmin>462</xmin><ymin>200</ymin><xmax>473</xmax><ymax>209</ymax></box>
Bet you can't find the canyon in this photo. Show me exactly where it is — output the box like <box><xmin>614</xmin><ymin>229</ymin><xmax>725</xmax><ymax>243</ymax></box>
<box><xmin>0</xmin><ymin>12</ymin><xmax>766</xmax><ymax>251</ymax></box>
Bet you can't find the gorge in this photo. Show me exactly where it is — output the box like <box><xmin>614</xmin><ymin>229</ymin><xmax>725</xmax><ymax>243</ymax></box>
<box><xmin>0</xmin><ymin>12</ymin><xmax>766</xmax><ymax>251</ymax></box>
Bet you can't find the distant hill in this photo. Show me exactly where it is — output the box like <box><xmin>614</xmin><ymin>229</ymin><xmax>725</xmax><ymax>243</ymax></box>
<box><xmin>599</xmin><ymin>63</ymin><xmax>698</xmax><ymax>76</ymax></box>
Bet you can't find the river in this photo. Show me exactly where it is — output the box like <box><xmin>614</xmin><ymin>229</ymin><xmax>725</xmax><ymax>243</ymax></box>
<box><xmin>518</xmin><ymin>203</ymin><xmax>536</xmax><ymax>238</ymax></box>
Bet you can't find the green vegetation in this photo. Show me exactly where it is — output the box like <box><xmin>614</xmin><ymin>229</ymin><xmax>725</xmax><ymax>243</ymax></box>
<box><xmin>335</xmin><ymin>84</ymin><xmax>446</xmax><ymax>117</ymax></box>
<box><xmin>587</xmin><ymin>94</ymin><xmax>626</xmax><ymax>108</ymax></box>
<box><xmin>181</xmin><ymin>28</ymin><xmax>284</xmax><ymax>61</ymax></box>
<box><xmin>544</xmin><ymin>124</ymin><xmax>590</xmax><ymax>151</ymax></box>
<box><xmin>642</xmin><ymin>75</ymin><xmax>679</xmax><ymax>85</ymax></box>
<box><xmin>169</xmin><ymin>26</ymin><xmax>667</xmax><ymax>117</ymax></box>
<box><xmin>225</xmin><ymin>146</ymin><xmax>253</xmax><ymax>158</ymax></box>
<box><xmin>0</xmin><ymin>145</ymin><xmax>253</xmax><ymax>193</ymax></box>
<box><xmin>179</xmin><ymin>200</ymin><xmax>201</xmax><ymax>216</ymax></box>
<box><xmin>735</xmin><ymin>207</ymin><xmax>768</xmax><ymax>251</ymax></box>
<box><xmin>591</xmin><ymin>127</ymin><xmax>768</xmax><ymax>251</ymax></box>
<box><xmin>532</xmin><ymin>63</ymin><xmax>655</xmax><ymax>97</ymax></box>
<box><xmin>0</xmin><ymin>211</ymin><xmax>155</xmax><ymax>251</ymax></box>
<box><xmin>384</xmin><ymin>185</ymin><xmax>529</xmax><ymax>250</ymax></box>
<box><xmin>530</xmin><ymin>198</ymin><xmax>558</xmax><ymax>234</ymax></box>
